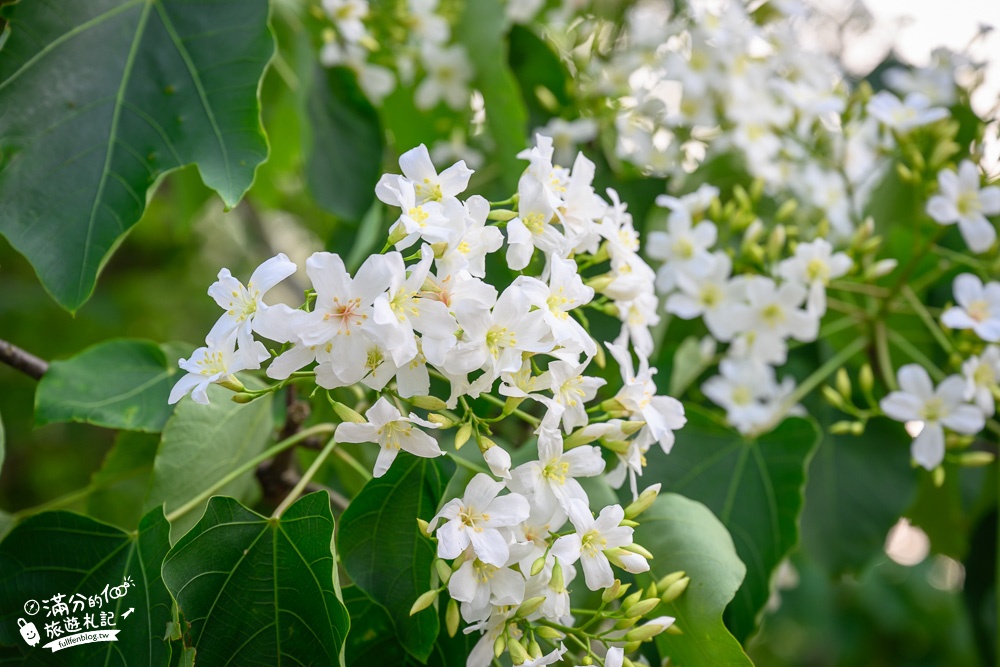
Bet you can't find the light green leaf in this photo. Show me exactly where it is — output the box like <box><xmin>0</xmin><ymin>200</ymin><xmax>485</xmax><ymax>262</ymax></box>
<box><xmin>644</xmin><ymin>405</ymin><xmax>820</xmax><ymax>640</ymax></box>
<box><xmin>145</xmin><ymin>383</ymin><xmax>274</xmax><ymax>539</ymax></box>
<box><xmin>338</xmin><ymin>454</ymin><xmax>444</xmax><ymax>662</ymax></box>
<box><xmin>635</xmin><ymin>493</ymin><xmax>752</xmax><ymax>667</ymax></box>
<box><xmin>88</xmin><ymin>431</ymin><xmax>160</xmax><ymax>530</ymax></box>
<box><xmin>161</xmin><ymin>493</ymin><xmax>349</xmax><ymax>666</ymax></box>
<box><xmin>801</xmin><ymin>417</ymin><xmax>918</xmax><ymax>573</ymax></box>
<box><xmin>35</xmin><ymin>339</ymin><xmax>179</xmax><ymax>432</ymax></box>
<box><xmin>0</xmin><ymin>508</ymin><xmax>174</xmax><ymax>665</ymax></box>
<box><xmin>0</xmin><ymin>0</ymin><xmax>273</xmax><ymax>311</ymax></box>
<box><xmin>0</xmin><ymin>410</ymin><xmax>4</xmax><ymax>476</ymax></box>
<box><xmin>456</xmin><ymin>0</ymin><xmax>528</xmax><ymax>190</ymax></box>
<box><xmin>305</xmin><ymin>65</ymin><xmax>383</xmax><ymax>223</ymax></box>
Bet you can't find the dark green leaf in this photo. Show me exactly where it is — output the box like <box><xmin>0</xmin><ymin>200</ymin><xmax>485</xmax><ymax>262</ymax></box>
<box><xmin>634</xmin><ymin>493</ymin><xmax>752</xmax><ymax>667</ymax></box>
<box><xmin>35</xmin><ymin>339</ymin><xmax>179</xmax><ymax>432</ymax></box>
<box><xmin>0</xmin><ymin>410</ymin><xmax>4</xmax><ymax>474</ymax></box>
<box><xmin>306</xmin><ymin>65</ymin><xmax>383</xmax><ymax>223</ymax></box>
<box><xmin>644</xmin><ymin>405</ymin><xmax>821</xmax><ymax>640</ymax></box>
<box><xmin>338</xmin><ymin>454</ymin><xmax>445</xmax><ymax>662</ymax></box>
<box><xmin>456</xmin><ymin>0</ymin><xmax>528</xmax><ymax>190</ymax></box>
<box><xmin>144</xmin><ymin>383</ymin><xmax>274</xmax><ymax>539</ymax></box>
<box><xmin>0</xmin><ymin>508</ymin><xmax>174</xmax><ymax>665</ymax></box>
<box><xmin>0</xmin><ymin>0</ymin><xmax>273</xmax><ymax>311</ymax></box>
<box><xmin>161</xmin><ymin>493</ymin><xmax>349</xmax><ymax>666</ymax></box>
<box><xmin>343</xmin><ymin>587</ymin><xmax>411</xmax><ymax>666</ymax></box>
<box><xmin>801</xmin><ymin>417</ymin><xmax>918</xmax><ymax>573</ymax></box>
<box><xmin>507</xmin><ymin>25</ymin><xmax>570</xmax><ymax>128</ymax></box>
<box><xmin>88</xmin><ymin>431</ymin><xmax>160</xmax><ymax>530</ymax></box>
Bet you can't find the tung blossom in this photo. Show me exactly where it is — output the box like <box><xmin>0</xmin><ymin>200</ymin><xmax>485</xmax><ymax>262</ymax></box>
<box><xmin>432</xmin><ymin>473</ymin><xmax>530</xmax><ymax>567</ymax></box>
<box><xmin>941</xmin><ymin>273</ymin><xmax>1000</xmax><ymax>342</ymax></box>
<box><xmin>880</xmin><ymin>364</ymin><xmax>985</xmax><ymax>470</ymax></box>
<box><xmin>168</xmin><ymin>331</ymin><xmax>269</xmax><ymax>405</ymax></box>
<box><xmin>552</xmin><ymin>500</ymin><xmax>640</xmax><ymax>590</ymax></box>
<box><xmin>334</xmin><ymin>397</ymin><xmax>443</xmax><ymax>477</ymax></box>
<box><xmin>927</xmin><ymin>161</ymin><xmax>1000</xmax><ymax>253</ymax></box>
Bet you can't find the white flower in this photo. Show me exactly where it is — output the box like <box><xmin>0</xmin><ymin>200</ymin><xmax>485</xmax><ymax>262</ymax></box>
<box><xmin>508</xmin><ymin>425</ymin><xmax>605</xmax><ymax>521</ymax></box>
<box><xmin>323</xmin><ymin>0</ymin><xmax>369</xmax><ymax>43</ymax></box>
<box><xmin>552</xmin><ymin>500</ymin><xmax>635</xmax><ymax>590</ymax></box>
<box><xmin>206</xmin><ymin>253</ymin><xmax>296</xmax><ymax>365</ymax></box>
<box><xmin>927</xmin><ymin>161</ymin><xmax>1000</xmax><ymax>253</ymax></box>
<box><xmin>515</xmin><ymin>257</ymin><xmax>595</xmax><ymax>355</ymax></box>
<box><xmin>376</xmin><ymin>177</ymin><xmax>452</xmax><ymax>249</ymax></box>
<box><xmin>666</xmin><ymin>252</ymin><xmax>749</xmax><ymax>342</ymax></box>
<box><xmin>416</xmin><ymin>44</ymin><xmax>473</xmax><ymax>110</ymax></box>
<box><xmin>168</xmin><ymin>330</ymin><xmax>269</xmax><ymax>405</ymax></box>
<box><xmin>334</xmin><ymin>397</ymin><xmax>443</xmax><ymax>477</ymax></box>
<box><xmin>702</xmin><ymin>359</ymin><xmax>777</xmax><ymax>434</ymax></box>
<box><xmin>941</xmin><ymin>273</ymin><xmax>1000</xmax><ymax>342</ymax></box>
<box><xmin>962</xmin><ymin>346</ymin><xmax>1000</xmax><ymax>416</ymax></box>
<box><xmin>506</xmin><ymin>175</ymin><xmax>564</xmax><ymax>271</ymax></box>
<box><xmin>737</xmin><ymin>277</ymin><xmax>818</xmax><ymax>364</ymax></box>
<box><xmin>389</xmin><ymin>143</ymin><xmax>473</xmax><ymax>204</ymax></box>
<box><xmin>538</xmin><ymin>118</ymin><xmax>598</xmax><ymax>167</ymax></box>
<box><xmin>867</xmin><ymin>91</ymin><xmax>949</xmax><ymax>132</ymax></box>
<box><xmin>776</xmin><ymin>238</ymin><xmax>852</xmax><ymax>315</ymax></box>
<box><xmin>432</xmin><ymin>473</ymin><xmax>530</xmax><ymax>566</ymax></box>
<box><xmin>483</xmin><ymin>444</ymin><xmax>513</xmax><ymax>479</ymax></box>
<box><xmin>546</xmin><ymin>358</ymin><xmax>606</xmax><ymax>431</ymax></box>
<box><xmin>407</xmin><ymin>0</ymin><xmax>450</xmax><ymax>45</ymax></box>
<box><xmin>646</xmin><ymin>212</ymin><xmax>717</xmax><ymax>292</ymax></box>
<box><xmin>606</xmin><ymin>343</ymin><xmax>686</xmax><ymax>454</ymax></box>
<box><xmin>435</xmin><ymin>196</ymin><xmax>504</xmax><ymax>278</ymax></box>
<box><xmin>448</xmin><ymin>554</ymin><xmax>525</xmax><ymax>623</ymax></box>
<box><xmin>880</xmin><ymin>365</ymin><xmax>986</xmax><ymax>470</ymax></box>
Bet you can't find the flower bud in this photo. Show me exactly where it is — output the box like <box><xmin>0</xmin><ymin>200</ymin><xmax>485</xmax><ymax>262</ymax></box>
<box><xmin>564</xmin><ymin>428</ymin><xmax>601</xmax><ymax>449</ymax></box>
<box><xmin>409</xmin><ymin>589</ymin><xmax>439</xmax><ymax>616</ymax></box>
<box><xmin>957</xmin><ymin>451</ymin><xmax>995</xmax><ymax>467</ymax></box>
<box><xmin>431</xmin><ymin>241</ymin><xmax>449</xmax><ymax>258</ymax></box>
<box><xmin>821</xmin><ymin>386</ymin><xmax>845</xmax><ymax>409</ymax></box>
<box><xmin>435</xmin><ymin>559</ymin><xmax>452</xmax><ymax>585</ymax></box>
<box><xmin>585</xmin><ymin>274</ymin><xmax>615</xmax><ymax>293</ymax></box>
<box><xmin>536</xmin><ymin>626</ymin><xmax>562</xmax><ymax>640</ymax></box>
<box><xmin>859</xmin><ymin>363</ymin><xmax>874</xmax><ymax>395</ymax></box>
<box><xmin>767</xmin><ymin>225</ymin><xmax>786</xmax><ymax>259</ymax></box>
<box><xmin>835</xmin><ymin>368</ymin><xmax>851</xmax><ymax>399</ymax></box>
<box><xmin>624</xmin><ymin>623</ymin><xmax>668</xmax><ymax>642</ymax></box>
<box><xmin>656</xmin><ymin>570</ymin><xmax>685</xmax><ymax>591</ymax></box>
<box><xmin>614</xmin><ymin>616</ymin><xmax>640</xmax><ymax>630</ymax></box>
<box><xmin>665</xmin><ymin>623</ymin><xmax>683</xmax><ymax>635</ymax></box>
<box><xmin>231</xmin><ymin>392</ymin><xmax>257</xmax><ymax>403</ymax></box>
<box><xmin>426</xmin><ymin>413</ymin><xmax>453</xmax><ymax>428</ymax></box>
<box><xmin>864</xmin><ymin>258</ymin><xmax>898</xmax><ymax>279</ymax></box>
<box><xmin>829</xmin><ymin>421</ymin><xmax>859</xmax><ymax>435</ymax></box>
<box><xmin>332</xmin><ymin>401</ymin><xmax>366</xmax><ymax>424</ymax></box>
<box><xmin>623</xmin><ymin>543</ymin><xmax>654</xmax><ymax>560</ymax></box>
<box><xmin>623</xmin><ymin>641</ymin><xmax>642</xmax><ymax>654</ymax></box>
<box><xmin>454</xmin><ymin>422</ymin><xmax>473</xmax><ymax>450</ymax></box>
<box><xmin>626</xmin><ymin>598</ymin><xmax>660</xmax><ymax>618</ymax></box>
<box><xmin>933</xmin><ymin>465</ymin><xmax>946</xmax><ymax>487</ymax></box>
<box><xmin>620</xmin><ymin>519</ymin><xmax>639</xmax><ymax>528</ymax></box>
<box><xmin>530</xmin><ymin>555</ymin><xmax>547</xmax><ymax>576</ymax></box>
<box><xmin>409</xmin><ymin>395</ymin><xmax>447</xmax><ymax>410</ymax></box>
<box><xmin>660</xmin><ymin>576</ymin><xmax>690</xmax><ymax>604</ymax></box>
<box><xmin>602</xmin><ymin>579</ymin><xmax>626</xmax><ymax>603</ymax></box>
<box><xmin>624</xmin><ymin>483</ymin><xmax>660</xmax><ymax>519</ymax></box>
<box><xmin>387</xmin><ymin>223</ymin><xmax>409</xmax><ymax>247</ymax></box>
<box><xmin>516</xmin><ymin>596</ymin><xmax>546</xmax><ymax>618</ymax></box>
<box><xmin>507</xmin><ymin>637</ymin><xmax>529</xmax><ymax>664</ymax></box>
<box><xmin>622</xmin><ymin>589</ymin><xmax>643</xmax><ymax>611</ymax></box>
<box><xmin>487</xmin><ymin>209</ymin><xmax>518</xmax><ymax>222</ymax></box>
<box><xmin>602</xmin><ymin>439</ymin><xmax>632</xmax><ymax>454</ymax></box>
<box><xmin>775</xmin><ymin>199</ymin><xmax>798</xmax><ymax>221</ymax></box>
<box><xmin>481</xmin><ymin>441</ymin><xmax>511</xmax><ymax>479</ymax></box>
<box><xmin>528</xmin><ymin>639</ymin><xmax>542</xmax><ymax>659</ymax></box>
<box><xmin>416</xmin><ymin>518</ymin><xmax>431</xmax><ymax>537</ymax></box>
<box><xmin>493</xmin><ymin>634</ymin><xmax>506</xmax><ymax>658</ymax></box>
<box><xmin>620</xmin><ymin>420</ymin><xmax>646</xmax><ymax>436</ymax></box>
<box><xmin>594</xmin><ymin>344</ymin><xmax>606</xmax><ymax>369</ymax></box>
<box><xmin>446</xmin><ymin>598</ymin><xmax>460</xmax><ymax>637</ymax></box>
<box><xmin>550</xmin><ymin>560</ymin><xmax>564</xmax><ymax>591</ymax></box>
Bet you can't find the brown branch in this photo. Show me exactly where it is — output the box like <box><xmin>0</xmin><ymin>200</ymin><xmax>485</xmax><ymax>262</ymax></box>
<box><xmin>257</xmin><ymin>386</ymin><xmax>312</xmax><ymax>506</ymax></box>
<box><xmin>0</xmin><ymin>338</ymin><xmax>48</xmax><ymax>380</ymax></box>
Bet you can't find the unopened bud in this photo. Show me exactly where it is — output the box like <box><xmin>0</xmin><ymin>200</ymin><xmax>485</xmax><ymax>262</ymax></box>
<box><xmin>594</xmin><ymin>344</ymin><xmax>606</xmax><ymax>369</ymax></box>
<box><xmin>426</xmin><ymin>413</ymin><xmax>453</xmax><ymax>427</ymax></box>
<box><xmin>564</xmin><ymin>428</ymin><xmax>601</xmax><ymax>449</ymax></box>
<box><xmin>623</xmin><ymin>543</ymin><xmax>654</xmax><ymax>559</ymax></box>
<box><xmin>620</xmin><ymin>420</ymin><xmax>646</xmax><ymax>436</ymax></box>
<box><xmin>775</xmin><ymin>199</ymin><xmax>798</xmax><ymax>221</ymax></box>
<box><xmin>493</xmin><ymin>634</ymin><xmax>506</xmax><ymax>658</ymax></box>
<box><xmin>332</xmin><ymin>401</ymin><xmax>366</xmax><ymax>424</ymax></box>
<box><xmin>614</xmin><ymin>616</ymin><xmax>640</xmax><ymax>630</ymax></box>
<box><xmin>602</xmin><ymin>579</ymin><xmax>626</xmax><ymax>603</ymax></box>
<box><xmin>656</xmin><ymin>571</ymin><xmax>686</xmax><ymax>591</ymax></box>
<box><xmin>859</xmin><ymin>364</ymin><xmax>874</xmax><ymax>394</ymax></box>
<box><xmin>660</xmin><ymin>576</ymin><xmax>690</xmax><ymax>604</ymax></box>
<box><xmin>231</xmin><ymin>392</ymin><xmax>256</xmax><ymax>403</ymax></box>
<box><xmin>865</xmin><ymin>258</ymin><xmax>898</xmax><ymax>279</ymax></box>
<box><xmin>624</xmin><ymin>623</ymin><xmax>668</xmax><ymax>642</ymax></box>
<box><xmin>821</xmin><ymin>386</ymin><xmax>845</xmax><ymax>409</ymax></box>
<box><xmin>503</xmin><ymin>396</ymin><xmax>524</xmax><ymax>414</ymax></box>
<box><xmin>624</xmin><ymin>483</ymin><xmax>660</xmax><ymax>519</ymax></box>
<box><xmin>487</xmin><ymin>209</ymin><xmax>518</xmax><ymax>222</ymax></box>
<box><xmin>623</xmin><ymin>641</ymin><xmax>642</xmax><ymax>654</ymax></box>
<box><xmin>622</xmin><ymin>658</ymin><xmax>637</xmax><ymax>667</ymax></box>
<box><xmin>767</xmin><ymin>225</ymin><xmax>786</xmax><ymax>259</ymax></box>
<box><xmin>626</xmin><ymin>598</ymin><xmax>661</xmax><ymax>618</ymax></box>
<box><xmin>530</xmin><ymin>555</ymin><xmax>547</xmax><ymax>576</ymax></box>
<box><xmin>896</xmin><ymin>162</ymin><xmax>915</xmax><ymax>183</ymax></box>
<box><xmin>957</xmin><ymin>451</ymin><xmax>995</xmax><ymax>467</ymax></box>
<box><xmin>933</xmin><ymin>465</ymin><xmax>946</xmax><ymax>487</ymax></box>
<box><xmin>507</xmin><ymin>637</ymin><xmax>529</xmax><ymax>664</ymax></box>
<box><xmin>416</xmin><ymin>518</ymin><xmax>431</xmax><ymax>537</ymax></box>
<box><xmin>829</xmin><ymin>421</ymin><xmax>859</xmax><ymax>435</ymax></box>
<box><xmin>218</xmin><ymin>377</ymin><xmax>246</xmax><ymax>393</ymax></box>
<box><xmin>516</xmin><ymin>596</ymin><xmax>546</xmax><ymax>618</ymax></box>
<box><xmin>622</xmin><ymin>589</ymin><xmax>643</xmax><ymax>611</ymax></box>
<box><xmin>446</xmin><ymin>598</ymin><xmax>460</xmax><ymax>637</ymax></box>
<box><xmin>665</xmin><ymin>623</ymin><xmax>683</xmax><ymax>635</ymax></box>
<box><xmin>387</xmin><ymin>223</ymin><xmax>409</xmax><ymax>247</ymax></box>
<box><xmin>431</xmin><ymin>241</ymin><xmax>449</xmax><ymax>258</ymax></box>
<box><xmin>550</xmin><ymin>560</ymin><xmax>564</xmax><ymax>591</ymax></box>
<box><xmin>585</xmin><ymin>274</ymin><xmax>615</xmax><ymax>293</ymax></box>
<box><xmin>835</xmin><ymin>368</ymin><xmax>851</xmax><ymax>399</ymax></box>
<box><xmin>454</xmin><ymin>422</ymin><xmax>473</xmax><ymax>450</ymax></box>
<box><xmin>536</xmin><ymin>625</ymin><xmax>562</xmax><ymax>640</ymax></box>
<box><xmin>742</xmin><ymin>218</ymin><xmax>764</xmax><ymax>246</ymax></box>
<box><xmin>409</xmin><ymin>589</ymin><xmax>439</xmax><ymax>615</ymax></box>
<box><xmin>602</xmin><ymin>439</ymin><xmax>632</xmax><ymax>455</ymax></box>
<box><xmin>620</xmin><ymin>519</ymin><xmax>639</xmax><ymax>528</ymax></box>
<box><xmin>435</xmin><ymin>559</ymin><xmax>452</xmax><ymax>584</ymax></box>
<box><xmin>409</xmin><ymin>395</ymin><xmax>447</xmax><ymax>410</ymax></box>
<box><xmin>528</xmin><ymin>639</ymin><xmax>542</xmax><ymax>659</ymax></box>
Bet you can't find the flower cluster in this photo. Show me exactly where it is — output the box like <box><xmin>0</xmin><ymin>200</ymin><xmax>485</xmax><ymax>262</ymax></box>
<box><xmin>170</xmin><ymin>135</ymin><xmax>688</xmax><ymax>665</ymax></box>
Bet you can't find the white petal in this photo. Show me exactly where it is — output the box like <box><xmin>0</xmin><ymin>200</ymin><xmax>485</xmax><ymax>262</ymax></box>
<box><xmin>581</xmin><ymin>553</ymin><xmax>614</xmax><ymax>590</ymax></box>
<box><xmin>373</xmin><ymin>445</ymin><xmax>399</xmax><ymax>478</ymax></box>
<box><xmin>911</xmin><ymin>423</ymin><xmax>945</xmax><ymax>470</ymax></box>
<box><xmin>469</xmin><ymin>528</ymin><xmax>510</xmax><ymax>567</ymax></box>
<box><xmin>334</xmin><ymin>422</ymin><xmax>378</xmax><ymax>444</ymax></box>
<box><xmin>248</xmin><ymin>253</ymin><xmax>297</xmax><ymax>295</ymax></box>
<box><xmin>959</xmin><ymin>216</ymin><xmax>997</xmax><ymax>254</ymax></box>
<box><xmin>448</xmin><ymin>560</ymin><xmax>479</xmax><ymax>602</ymax></box>
<box><xmin>897</xmin><ymin>364</ymin><xmax>934</xmax><ymax>400</ymax></box>
<box><xmin>941</xmin><ymin>405</ymin><xmax>985</xmax><ymax>435</ymax></box>
<box><xmin>879</xmin><ymin>392</ymin><xmax>923</xmax><ymax>423</ymax></box>
<box><xmin>435</xmin><ymin>520</ymin><xmax>469</xmax><ymax>560</ymax></box>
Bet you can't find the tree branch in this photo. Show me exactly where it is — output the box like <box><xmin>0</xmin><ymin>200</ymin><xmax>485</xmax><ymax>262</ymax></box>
<box><xmin>0</xmin><ymin>338</ymin><xmax>48</xmax><ymax>380</ymax></box>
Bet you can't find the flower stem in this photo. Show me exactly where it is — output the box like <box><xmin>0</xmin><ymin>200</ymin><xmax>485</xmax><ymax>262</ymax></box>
<box><xmin>164</xmin><ymin>423</ymin><xmax>336</xmax><ymax>524</ymax></box>
<box><xmin>272</xmin><ymin>435</ymin><xmax>338</xmax><ymax>518</ymax></box>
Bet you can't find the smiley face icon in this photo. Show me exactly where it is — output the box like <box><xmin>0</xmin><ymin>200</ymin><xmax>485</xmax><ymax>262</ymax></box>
<box><xmin>18</xmin><ymin>619</ymin><xmax>40</xmax><ymax>647</ymax></box>
<box><xmin>23</xmin><ymin>600</ymin><xmax>40</xmax><ymax>616</ymax></box>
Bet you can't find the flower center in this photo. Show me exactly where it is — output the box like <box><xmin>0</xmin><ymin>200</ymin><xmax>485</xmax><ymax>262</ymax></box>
<box><xmin>542</xmin><ymin>459</ymin><xmax>570</xmax><ymax>484</ymax></box>
<box><xmin>580</xmin><ymin>529</ymin><xmax>607</xmax><ymax>556</ymax></box>
<box><xmin>761</xmin><ymin>303</ymin><xmax>785</xmax><ymax>326</ymax></box>
<box><xmin>326</xmin><ymin>296</ymin><xmax>366</xmax><ymax>333</ymax></box>
<box><xmin>485</xmin><ymin>326</ymin><xmax>515</xmax><ymax>358</ymax></box>
<box><xmin>672</xmin><ymin>237</ymin><xmax>694</xmax><ymax>259</ymax></box>
<box><xmin>967</xmin><ymin>299</ymin><xmax>991</xmax><ymax>322</ymax></box>
<box><xmin>921</xmin><ymin>397</ymin><xmax>946</xmax><ymax>423</ymax></box>
<box><xmin>806</xmin><ymin>257</ymin><xmax>828</xmax><ymax>283</ymax></box>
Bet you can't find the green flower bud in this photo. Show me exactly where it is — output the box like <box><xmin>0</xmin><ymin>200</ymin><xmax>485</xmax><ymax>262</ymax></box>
<box><xmin>859</xmin><ymin>364</ymin><xmax>874</xmax><ymax>394</ymax></box>
<box><xmin>536</xmin><ymin>626</ymin><xmax>563</xmax><ymax>640</ymax></box>
<box><xmin>409</xmin><ymin>395</ymin><xmax>448</xmax><ymax>410</ymax></box>
<box><xmin>231</xmin><ymin>392</ymin><xmax>256</xmax><ymax>404</ymax></box>
<box><xmin>409</xmin><ymin>589</ymin><xmax>439</xmax><ymax>616</ymax></box>
<box><xmin>624</xmin><ymin>623</ymin><xmax>667</xmax><ymax>642</ymax></box>
<box><xmin>516</xmin><ymin>596</ymin><xmax>546</xmax><ymax>618</ymax></box>
<box><xmin>446</xmin><ymin>599</ymin><xmax>460</xmax><ymax>637</ymax></box>
<box><xmin>621</xmin><ymin>589</ymin><xmax>643</xmax><ymax>611</ymax></box>
<box><xmin>435</xmin><ymin>559</ymin><xmax>452</xmax><ymax>585</ymax></box>
<box><xmin>508</xmin><ymin>637</ymin><xmax>529</xmax><ymax>664</ymax></box>
<box><xmin>487</xmin><ymin>209</ymin><xmax>518</xmax><ymax>222</ymax></box>
<box><xmin>454</xmin><ymin>422</ymin><xmax>473</xmax><ymax>450</ymax></box>
<box><xmin>332</xmin><ymin>401</ymin><xmax>366</xmax><ymax>424</ymax></box>
<box><xmin>957</xmin><ymin>451</ymin><xmax>995</xmax><ymax>467</ymax></box>
<box><xmin>626</xmin><ymin>598</ymin><xmax>661</xmax><ymax>618</ymax></box>
<box><xmin>602</xmin><ymin>580</ymin><xmax>626</xmax><ymax>603</ymax></box>
<box><xmin>530</xmin><ymin>555</ymin><xmax>547</xmax><ymax>576</ymax></box>
<box><xmin>656</xmin><ymin>571</ymin><xmax>686</xmax><ymax>590</ymax></box>
<box><xmin>835</xmin><ymin>368</ymin><xmax>851</xmax><ymax>399</ymax></box>
<box><xmin>660</xmin><ymin>576</ymin><xmax>690</xmax><ymax>604</ymax></box>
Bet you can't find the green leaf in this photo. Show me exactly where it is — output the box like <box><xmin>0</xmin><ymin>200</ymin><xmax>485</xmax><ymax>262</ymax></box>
<box><xmin>88</xmin><ymin>431</ymin><xmax>161</xmax><ymax>530</ymax></box>
<box><xmin>507</xmin><ymin>25</ymin><xmax>570</xmax><ymax>128</ymax></box>
<box><xmin>305</xmin><ymin>65</ymin><xmax>383</xmax><ymax>223</ymax></box>
<box><xmin>35</xmin><ymin>339</ymin><xmax>179</xmax><ymax>432</ymax></box>
<box><xmin>644</xmin><ymin>405</ymin><xmax>820</xmax><ymax>640</ymax></box>
<box><xmin>161</xmin><ymin>493</ymin><xmax>349</xmax><ymax>666</ymax></box>
<box><xmin>0</xmin><ymin>410</ymin><xmax>4</xmax><ymax>475</ymax></box>
<box><xmin>144</xmin><ymin>383</ymin><xmax>274</xmax><ymax>539</ymax></box>
<box><xmin>634</xmin><ymin>493</ymin><xmax>752</xmax><ymax>667</ymax></box>
<box><xmin>0</xmin><ymin>0</ymin><xmax>274</xmax><ymax>311</ymax></box>
<box><xmin>342</xmin><ymin>587</ymin><xmax>411</xmax><ymax>666</ymax></box>
<box><xmin>0</xmin><ymin>507</ymin><xmax>174</xmax><ymax>665</ymax></box>
<box><xmin>668</xmin><ymin>336</ymin><xmax>712</xmax><ymax>396</ymax></box>
<box><xmin>801</xmin><ymin>417</ymin><xmax>919</xmax><ymax>573</ymax></box>
<box><xmin>338</xmin><ymin>454</ymin><xmax>445</xmax><ymax>662</ymax></box>
<box><xmin>456</xmin><ymin>0</ymin><xmax>528</xmax><ymax>190</ymax></box>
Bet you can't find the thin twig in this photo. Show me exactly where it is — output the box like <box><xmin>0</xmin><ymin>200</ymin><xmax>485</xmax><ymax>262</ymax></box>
<box><xmin>0</xmin><ymin>338</ymin><xmax>48</xmax><ymax>380</ymax></box>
